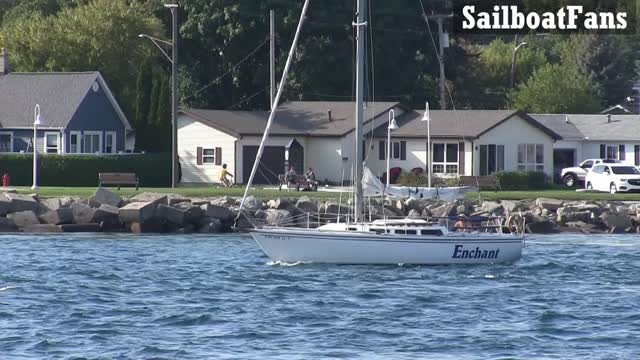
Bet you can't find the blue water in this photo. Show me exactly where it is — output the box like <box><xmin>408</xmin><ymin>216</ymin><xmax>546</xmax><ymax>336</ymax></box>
<box><xmin>1</xmin><ymin>234</ymin><xmax>639</xmax><ymax>359</ymax></box>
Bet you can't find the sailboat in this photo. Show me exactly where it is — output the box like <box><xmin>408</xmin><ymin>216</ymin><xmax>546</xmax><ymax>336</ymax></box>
<box><xmin>236</xmin><ymin>0</ymin><xmax>524</xmax><ymax>265</ymax></box>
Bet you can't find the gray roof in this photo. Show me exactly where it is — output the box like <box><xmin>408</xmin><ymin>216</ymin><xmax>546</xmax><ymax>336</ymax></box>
<box><xmin>181</xmin><ymin>101</ymin><xmax>399</xmax><ymax>137</ymax></box>
<box><xmin>371</xmin><ymin>110</ymin><xmax>562</xmax><ymax>140</ymax></box>
<box><xmin>565</xmin><ymin>114</ymin><xmax>640</xmax><ymax>141</ymax></box>
<box><xmin>0</xmin><ymin>72</ymin><xmax>131</xmax><ymax>129</ymax></box>
<box><xmin>529</xmin><ymin>114</ymin><xmax>584</xmax><ymax>140</ymax></box>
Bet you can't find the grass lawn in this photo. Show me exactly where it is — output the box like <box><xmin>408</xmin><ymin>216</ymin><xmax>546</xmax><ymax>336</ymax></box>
<box><xmin>466</xmin><ymin>190</ymin><xmax>640</xmax><ymax>202</ymax></box>
<box><xmin>5</xmin><ymin>186</ymin><xmax>342</xmax><ymax>200</ymax></box>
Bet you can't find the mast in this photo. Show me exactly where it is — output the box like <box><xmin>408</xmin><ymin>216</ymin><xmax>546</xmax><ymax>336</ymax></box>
<box><xmin>353</xmin><ymin>0</ymin><xmax>366</xmax><ymax>223</ymax></box>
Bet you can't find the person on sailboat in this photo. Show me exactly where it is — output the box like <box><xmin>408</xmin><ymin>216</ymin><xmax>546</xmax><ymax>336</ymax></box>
<box><xmin>455</xmin><ymin>214</ymin><xmax>471</xmax><ymax>232</ymax></box>
<box><xmin>219</xmin><ymin>164</ymin><xmax>233</xmax><ymax>188</ymax></box>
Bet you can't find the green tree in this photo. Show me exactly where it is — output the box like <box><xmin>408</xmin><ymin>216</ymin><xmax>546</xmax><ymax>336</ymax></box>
<box><xmin>134</xmin><ymin>59</ymin><xmax>152</xmax><ymax>152</ymax></box>
<box><xmin>153</xmin><ymin>74</ymin><xmax>171</xmax><ymax>152</ymax></box>
<box><xmin>510</xmin><ymin>63</ymin><xmax>601</xmax><ymax>113</ymax></box>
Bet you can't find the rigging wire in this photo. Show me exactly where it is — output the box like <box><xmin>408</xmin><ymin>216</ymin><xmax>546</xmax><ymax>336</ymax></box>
<box><xmin>229</xmin><ymin>85</ymin><xmax>271</xmax><ymax>109</ymax></box>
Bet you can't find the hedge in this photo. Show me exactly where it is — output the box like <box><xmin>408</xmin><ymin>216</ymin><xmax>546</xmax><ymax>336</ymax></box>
<box><xmin>0</xmin><ymin>153</ymin><xmax>173</xmax><ymax>187</ymax></box>
<box><xmin>495</xmin><ymin>171</ymin><xmax>550</xmax><ymax>190</ymax></box>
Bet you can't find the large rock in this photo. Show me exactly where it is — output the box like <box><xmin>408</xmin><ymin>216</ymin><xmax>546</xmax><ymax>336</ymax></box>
<box><xmin>404</xmin><ymin>198</ymin><xmax>425</xmax><ymax>214</ymax></box>
<box><xmin>266</xmin><ymin>198</ymin><xmax>281</xmax><ymax>209</ymax></box>
<box><xmin>39</xmin><ymin>208</ymin><xmax>74</xmax><ymax>225</ymax></box>
<box><xmin>323</xmin><ymin>202</ymin><xmax>352</xmax><ymax>215</ymax></box>
<box><xmin>60</xmin><ymin>223</ymin><xmax>101</xmax><ymax>233</ymax></box>
<box><xmin>129</xmin><ymin>221</ymin><xmax>164</xmax><ymax>233</ymax></box>
<box><xmin>0</xmin><ymin>196</ymin><xmax>10</xmax><ymax>216</ymax></box>
<box><xmin>7</xmin><ymin>211</ymin><xmax>40</xmax><ymax>227</ymax></box>
<box><xmin>89</xmin><ymin>188</ymin><xmax>122</xmax><ymax>208</ymax></box>
<box><xmin>482</xmin><ymin>201</ymin><xmax>504</xmax><ymax>215</ymax></box>
<box><xmin>295</xmin><ymin>196</ymin><xmax>318</xmax><ymax>214</ymax></box>
<box><xmin>21</xmin><ymin>224</ymin><xmax>63</xmax><ymax>233</ymax></box>
<box><xmin>198</xmin><ymin>218</ymin><xmax>223</xmax><ymax>233</ymax></box>
<box><xmin>129</xmin><ymin>192</ymin><xmax>168</xmax><ymax>207</ymax></box>
<box><xmin>158</xmin><ymin>204</ymin><xmax>187</xmax><ymax>225</ymax></box>
<box><xmin>175</xmin><ymin>203</ymin><xmax>205</xmax><ymax>224</ymax></box>
<box><xmin>431</xmin><ymin>203</ymin><xmax>456</xmax><ymax>218</ymax></box>
<box><xmin>211</xmin><ymin>196</ymin><xmax>236</xmax><ymax>207</ymax></box>
<box><xmin>92</xmin><ymin>204</ymin><xmax>121</xmax><ymax>230</ymax></box>
<box><xmin>501</xmin><ymin>200</ymin><xmax>528</xmax><ymax>215</ymax></box>
<box><xmin>166</xmin><ymin>193</ymin><xmax>190</xmax><ymax>206</ymax></box>
<box><xmin>526</xmin><ymin>215</ymin><xmax>557</xmax><ymax>234</ymax></box>
<box><xmin>242</xmin><ymin>195</ymin><xmax>262</xmax><ymax>211</ymax></box>
<box><xmin>263</xmin><ymin>209</ymin><xmax>291</xmax><ymax>226</ymax></box>
<box><xmin>119</xmin><ymin>201</ymin><xmax>155</xmax><ymax>223</ymax></box>
<box><xmin>41</xmin><ymin>198</ymin><xmax>62</xmax><ymax>212</ymax></box>
<box><xmin>536</xmin><ymin>198</ymin><xmax>564</xmax><ymax>211</ymax></box>
<box><xmin>201</xmin><ymin>204</ymin><xmax>233</xmax><ymax>221</ymax></box>
<box><xmin>0</xmin><ymin>217</ymin><xmax>17</xmax><ymax>232</ymax></box>
<box><xmin>4</xmin><ymin>193</ymin><xmax>39</xmax><ymax>213</ymax></box>
<box><xmin>71</xmin><ymin>202</ymin><xmax>95</xmax><ymax>224</ymax></box>
<box><xmin>557</xmin><ymin>208</ymin><xmax>592</xmax><ymax>224</ymax></box>
<box><xmin>601</xmin><ymin>212</ymin><xmax>632</xmax><ymax>230</ymax></box>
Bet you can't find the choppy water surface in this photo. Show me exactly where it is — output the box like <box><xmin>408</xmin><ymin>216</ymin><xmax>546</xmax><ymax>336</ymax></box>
<box><xmin>1</xmin><ymin>234</ymin><xmax>639</xmax><ymax>359</ymax></box>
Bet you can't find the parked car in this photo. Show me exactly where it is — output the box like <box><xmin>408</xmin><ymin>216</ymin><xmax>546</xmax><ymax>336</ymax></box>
<box><xmin>585</xmin><ymin>164</ymin><xmax>640</xmax><ymax>194</ymax></box>
<box><xmin>561</xmin><ymin>159</ymin><xmax>621</xmax><ymax>187</ymax></box>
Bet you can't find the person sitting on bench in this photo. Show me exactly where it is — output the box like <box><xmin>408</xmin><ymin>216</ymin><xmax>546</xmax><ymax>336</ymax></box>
<box><xmin>304</xmin><ymin>167</ymin><xmax>318</xmax><ymax>190</ymax></box>
<box><xmin>286</xmin><ymin>166</ymin><xmax>297</xmax><ymax>186</ymax></box>
<box><xmin>219</xmin><ymin>164</ymin><xmax>233</xmax><ymax>188</ymax></box>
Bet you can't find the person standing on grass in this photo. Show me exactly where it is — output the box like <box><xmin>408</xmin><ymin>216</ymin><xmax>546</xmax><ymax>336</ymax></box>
<box><xmin>219</xmin><ymin>164</ymin><xmax>233</xmax><ymax>188</ymax></box>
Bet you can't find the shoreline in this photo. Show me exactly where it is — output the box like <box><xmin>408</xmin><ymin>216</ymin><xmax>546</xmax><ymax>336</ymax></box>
<box><xmin>0</xmin><ymin>188</ymin><xmax>638</xmax><ymax>235</ymax></box>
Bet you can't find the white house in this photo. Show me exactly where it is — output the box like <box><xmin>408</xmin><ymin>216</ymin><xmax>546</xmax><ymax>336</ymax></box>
<box><xmin>177</xmin><ymin>101</ymin><xmax>402</xmax><ymax>185</ymax></box>
<box><xmin>532</xmin><ymin>114</ymin><xmax>640</xmax><ymax>178</ymax></box>
<box><xmin>365</xmin><ymin>110</ymin><xmax>562</xmax><ymax>179</ymax></box>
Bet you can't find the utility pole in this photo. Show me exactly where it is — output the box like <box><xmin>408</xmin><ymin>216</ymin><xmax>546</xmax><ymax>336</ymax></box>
<box><xmin>424</xmin><ymin>14</ymin><xmax>452</xmax><ymax>110</ymax></box>
<box><xmin>270</xmin><ymin>10</ymin><xmax>276</xmax><ymax>109</ymax></box>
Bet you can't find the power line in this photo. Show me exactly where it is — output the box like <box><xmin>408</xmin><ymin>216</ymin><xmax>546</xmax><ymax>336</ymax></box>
<box><xmin>229</xmin><ymin>86</ymin><xmax>270</xmax><ymax>109</ymax></box>
<box><xmin>183</xmin><ymin>38</ymin><xmax>269</xmax><ymax>102</ymax></box>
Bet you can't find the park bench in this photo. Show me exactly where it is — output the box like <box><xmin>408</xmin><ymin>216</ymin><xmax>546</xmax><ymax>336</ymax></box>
<box><xmin>278</xmin><ymin>174</ymin><xmax>317</xmax><ymax>191</ymax></box>
<box><xmin>458</xmin><ymin>175</ymin><xmax>501</xmax><ymax>191</ymax></box>
<box><xmin>99</xmin><ymin>172</ymin><xmax>139</xmax><ymax>190</ymax></box>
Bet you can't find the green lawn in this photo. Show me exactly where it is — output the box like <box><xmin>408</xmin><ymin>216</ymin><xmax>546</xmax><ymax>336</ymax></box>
<box><xmin>5</xmin><ymin>186</ymin><xmax>342</xmax><ymax>200</ymax></box>
<box><xmin>466</xmin><ymin>190</ymin><xmax>640</xmax><ymax>201</ymax></box>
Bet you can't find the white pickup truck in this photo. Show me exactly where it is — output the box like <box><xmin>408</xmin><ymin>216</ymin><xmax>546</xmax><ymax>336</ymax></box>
<box><xmin>561</xmin><ymin>159</ymin><xmax>621</xmax><ymax>187</ymax></box>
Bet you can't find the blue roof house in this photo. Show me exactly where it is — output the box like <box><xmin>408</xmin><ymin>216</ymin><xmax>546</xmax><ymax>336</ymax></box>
<box><xmin>0</xmin><ymin>49</ymin><xmax>134</xmax><ymax>155</ymax></box>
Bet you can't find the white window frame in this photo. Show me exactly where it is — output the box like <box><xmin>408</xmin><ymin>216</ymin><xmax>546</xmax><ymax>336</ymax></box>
<box><xmin>0</xmin><ymin>131</ymin><xmax>13</xmax><ymax>153</ymax></box>
<box><xmin>105</xmin><ymin>131</ymin><xmax>116</xmax><ymax>154</ymax></box>
<box><xmin>69</xmin><ymin>131</ymin><xmax>82</xmax><ymax>154</ymax></box>
<box><xmin>517</xmin><ymin>143</ymin><xmax>544</xmax><ymax>172</ymax></box>
<box><xmin>202</xmin><ymin>148</ymin><xmax>216</xmax><ymax>164</ymax></box>
<box><xmin>83</xmin><ymin>131</ymin><xmax>102</xmax><ymax>154</ymax></box>
<box><xmin>432</xmin><ymin>142</ymin><xmax>459</xmax><ymax>175</ymax></box>
<box><xmin>44</xmin><ymin>131</ymin><xmax>61</xmax><ymax>154</ymax></box>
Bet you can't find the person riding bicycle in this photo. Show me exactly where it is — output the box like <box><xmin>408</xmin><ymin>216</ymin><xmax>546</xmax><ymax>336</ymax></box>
<box><xmin>219</xmin><ymin>164</ymin><xmax>233</xmax><ymax>188</ymax></box>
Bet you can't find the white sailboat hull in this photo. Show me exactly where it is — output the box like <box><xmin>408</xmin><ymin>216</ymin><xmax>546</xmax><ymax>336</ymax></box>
<box><xmin>251</xmin><ymin>228</ymin><xmax>524</xmax><ymax>265</ymax></box>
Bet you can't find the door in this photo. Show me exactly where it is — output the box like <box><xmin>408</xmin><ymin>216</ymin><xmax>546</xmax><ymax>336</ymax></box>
<box><xmin>286</xmin><ymin>139</ymin><xmax>304</xmax><ymax>175</ymax></box>
<box><xmin>243</xmin><ymin>146</ymin><xmax>285</xmax><ymax>184</ymax></box>
<box><xmin>553</xmin><ymin>149</ymin><xmax>576</xmax><ymax>183</ymax></box>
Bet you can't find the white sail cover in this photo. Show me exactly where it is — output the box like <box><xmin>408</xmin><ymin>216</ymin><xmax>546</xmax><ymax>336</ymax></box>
<box><xmin>362</xmin><ymin>167</ymin><xmax>476</xmax><ymax>202</ymax></box>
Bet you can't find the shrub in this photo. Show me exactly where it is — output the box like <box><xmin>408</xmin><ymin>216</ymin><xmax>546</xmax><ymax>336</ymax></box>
<box><xmin>0</xmin><ymin>153</ymin><xmax>172</xmax><ymax>187</ymax></box>
<box><xmin>396</xmin><ymin>172</ymin><xmax>459</xmax><ymax>188</ymax></box>
<box><xmin>495</xmin><ymin>171</ymin><xmax>550</xmax><ymax>190</ymax></box>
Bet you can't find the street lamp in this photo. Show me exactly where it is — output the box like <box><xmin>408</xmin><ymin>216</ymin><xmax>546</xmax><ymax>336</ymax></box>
<box><xmin>421</xmin><ymin>102</ymin><xmax>431</xmax><ymax>188</ymax></box>
<box><xmin>386</xmin><ymin>109</ymin><xmax>399</xmax><ymax>186</ymax></box>
<box><xmin>138</xmin><ymin>3</ymin><xmax>179</xmax><ymax>188</ymax></box>
<box><xmin>510</xmin><ymin>41</ymin><xmax>527</xmax><ymax>89</ymax></box>
<box><xmin>32</xmin><ymin>104</ymin><xmax>42</xmax><ymax>190</ymax></box>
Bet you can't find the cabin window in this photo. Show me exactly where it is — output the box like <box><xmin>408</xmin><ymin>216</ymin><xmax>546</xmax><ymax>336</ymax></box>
<box><xmin>369</xmin><ymin>229</ymin><xmax>384</xmax><ymax>234</ymax></box>
<box><xmin>44</xmin><ymin>132</ymin><xmax>60</xmax><ymax>154</ymax></box>
<box><xmin>421</xmin><ymin>229</ymin><xmax>443</xmax><ymax>236</ymax></box>
<box><xmin>396</xmin><ymin>229</ymin><xmax>417</xmax><ymax>235</ymax></box>
<box><xmin>0</xmin><ymin>132</ymin><xmax>12</xmax><ymax>153</ymax></box>
<box><xmin>517</xmin><ymin>144</ymin><xmax>544</xmax><ymax>172</ymax></box>
<box><xmin>432</xmin><ymin>143</ymin><xmax>458</xmax><ymax>174</ymax></box>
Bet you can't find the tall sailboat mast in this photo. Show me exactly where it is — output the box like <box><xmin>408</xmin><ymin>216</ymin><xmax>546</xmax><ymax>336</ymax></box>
<box><xmin>353</xmin><ymin>0</ymin><xmax>367</xmax><ymax>223</ymax></box>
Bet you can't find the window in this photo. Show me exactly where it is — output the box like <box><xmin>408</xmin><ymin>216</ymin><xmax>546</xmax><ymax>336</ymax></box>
<box><xmin>635</xmin><ymin>146</ymin><xmax>640</xmax><ymax>166</ymax></box>
<box><xmin>378</xmin><ymin>141</ymin><xmax>406</xmax><ymax>160</ymax></box>
<box><xmin>606</xmin><ymin>145</ymin><xmax>618</xmax><ymax>160</ymax></box>
<box><xmin>44</xmin><ymin>132</ymin><xmax>60</xmax><ymax>154</ymax></box>
<box><xmin>105</xmin><ymin>132</ymin><xmax>116</xmax><ymax>154</ymax></box>
<box><xmin>517</xmin><ymin>144</ymin><xmax>544</xmax><ymax>172</ymax></box>
<box><xmin>581</xmin><ymin>160</ymin><xmax>594</xmax><ymax>169</ymax></box>
<box><xmin>432</xmin><ymin>143</ymin><xmax>458</xmax><ymax>174</ymax></box>
<box><xmin>69</xmin><ymin>131</ymin><xmax>81</xmax><ymax>153</ymax></box>
<box><xmin>0</xmin><ymin>132</ymin><xmax>12</xmax><ymax>152</ymax></box>
<box><xmin>592</xmin><ymin>165</ymin><xmax>605</xmax><ymax>174</ymax></box>
<box><xmin>83</xmin><ymin>132</ymin><xmax>102</xmax><ymax>153</ymax></box>
<box><xmin>479</xmin><ymin>144</ymin><xmax>505</xmax><ymax>176</ymax></box>
<box><xmin>202</xmin><ymin>148</ymin><xmax>216</xmax><ymax>163</ymax></box>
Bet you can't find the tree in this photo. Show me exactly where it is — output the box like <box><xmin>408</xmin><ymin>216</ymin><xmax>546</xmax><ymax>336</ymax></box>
<box><xmin>153</xmin><ymin>74</ymin><xmax>171</xmax><ymax>152</ymax></box>
<box><xmin>510</xmin><ymin>64</ymin><xmax>601</xmax><ymax>114</ymax></box>
<box><xmin>134</xmin><ymin>59</ymin><xmax>153</xmax><ymax>152</ymax></box>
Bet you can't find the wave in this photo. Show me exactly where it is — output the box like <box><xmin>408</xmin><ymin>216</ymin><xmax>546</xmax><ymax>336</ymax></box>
<box><xmin>0</xmin><ymin>285</ymin><xmax>15</xmax><ymax>291</ymax></box>
<box><xmin>266</xmin><ymin>260</ymin><xmax>305</xmax><ymax>266</ymax></box>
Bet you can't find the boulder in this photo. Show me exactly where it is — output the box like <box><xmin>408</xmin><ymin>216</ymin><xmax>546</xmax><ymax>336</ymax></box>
<box><xmin>119</xmin><ymin>201</ymin><xmax>155</xmax><ymax>223</ymax></box>
<box><xmin>481</xmin><ymin>201</ymin><xmax>503</xmax><ymax>215</ymax></box>
<box><xmin>0</xmin><ymin>217</ymin><xmax>17</xmax><ymax>232</ymax></box>
<box><xmin>88</xmin><ymin>187</ymin><xmax>122</xmax><ymax>208</ymax></box>
<box><xmin>601</xmin><ymin>212</ymin><xmax>632</xmax><ymax>230</ymax></box>
<box><xmin>431</xmin><ymin>203</ymin><xmax>456</xmax><ymax>218</ymax></box>
<box><xmin>211</xmin><ymin>196</ymin><xmax>236</xmax><ymax>207</ymax></box>
<box><xmin>129</xmin><ymin>221</ymin><xmax>164</xmax><ymax>233</ymax></box>
<box><xmin>158</xmin><ymin>204</ymin><xmax>187</xmax><ymax>225</ymax></box>
<box><xmin>71</xmin><ymin>202</ymin><xmax>95</xmax><ymax>224</ymax></box>
<box><xmin>41</xmin><ymin>198</ymin><xmax>62</xmax><ymax>212</ymax></box>
<box><xmin>60</xmin><ymin>223</ymin><xmax>101</xmax><ymax>232</ymax></box>
<box><xmin>404</xmin><ymin>198</ymin><xmax>425</xmax><ymax>214</ymax></box>
<box><xmin>263</xmin><ymin>209</ymin><xmax>291</xmax><ymax>226</ymax></box>
<box><xmin>201</xmin><ymin>204</ymin><xmax>234</xmax><ymax>221</ymax></box>
<box><xmin>4</xmin><ymin>193</ymin><xmax>39</xmax><ymax>213</ymax></box>
<box><xmin>526</xmin><ymin>215</ymin><xmax>556</xmax><ymax>234</ymax></box>
<box><xmin>323</xmin><ymin>202</ymin><xmax>352</xmax><ymax>215</ymax></box>
<box><xmin>295</xmin><ymin>196</ymin><xmax>318</xmax><ymax>214</ymax></box>
<box><xmin>166</xmin><ymin>193</ymin><xmax>190</xmax><ymax>206</ymax></box>
<box><xmin>501</xmin><ymin>200</ymin><xmax>527</xmax><ymax>215</ymax></box>
<box><xmin>0</xmin><ymin>196</ymin><xmax>10</xmax><ymax>216</ymax></box>
<box><xmin>242</xmin><ymin>195</ymin><xmax>262</xmax><ymax>211</ymax></box>
<box><xmin>39</xmin><ymin>208</ymin><xmax>74</xmax><ymax>225</ymax></box>
<box><xmin>198</xmin><ymin>218</ymin><xmax>223</xmax><ymax>233</ymax></box>
<box><xmin>129</xmin><ymin>192</ymin><xmax>168</xmax><ymax>207</ymax></box>
<box><xmin>175</xmin><ymin>203</ymin><xmax>206</xmax><ymax>224</ymax></box>
<box><xmin>266</xmin><ymin>198</ymin><xmax>281</xmax><ymax>209</ymax></box>
<box><xmin>536</xmin><ymin>198</ymin><xmax>563</xmax><ymax>211</ymax></box>
<box><xmin>92</xmin><ymin>205</ymin><xmax>121</xmax><ymax>230</ymax></box>
<box><xmin>557</xmin><ymin>209</ymin><xmax>592</xmax><ymax>224</ymax></box>
<box><xmin>406</xmin><ymin>209</ymin><xmax>422</xmax><ymax>219</ymax></box>
<box><xmin>60</xmin><ymin>197</ymin><xmax>75</xmax><ymax>208</ymax></box>
<box><xmin>21</xmin><ymin>224</ymin><xmax>63</xmax><ymax>233</ymax></box>
<box><xmin>7</xmin><ymin>211</ymin><xmax>40</xmax><ymax>227</ymax></box>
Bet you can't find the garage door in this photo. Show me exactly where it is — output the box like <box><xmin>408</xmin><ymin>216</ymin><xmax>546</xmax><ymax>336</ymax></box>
<box><xmin>243</xmin><ymin>146</ymin><xmax>285</xmax><ymax>184</ymax></box>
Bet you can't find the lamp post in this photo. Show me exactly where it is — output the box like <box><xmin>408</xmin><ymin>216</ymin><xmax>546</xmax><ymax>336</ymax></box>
<box><xmin>421</xmin><ymin>102</ymin><xmax>431</xmax><ymax>188</ymax></box>
<box><xmin>510</xmin><ymin>40</ymin><xmax>527</xmax><ymax>89</ymax></box>
<box><xmin>138</xmin><ymin>3</ymin><xmax>178</xmax><ymax>188</ymax></box>
<box><xmin>32</xmin><ymin>104</ymin><xmax>42</xmax><ymax>190</ymax></box>
<box><xmin>386</xmin><ymin>109</ymin><xmax>399</xmax><ymax>186</ymax></box>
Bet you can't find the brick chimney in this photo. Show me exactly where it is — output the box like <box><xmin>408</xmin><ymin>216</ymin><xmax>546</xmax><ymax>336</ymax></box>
<box><xmin>0</xmin><ymin>48</ymin><xmax>9</xmax><ymax>75</ymax></box>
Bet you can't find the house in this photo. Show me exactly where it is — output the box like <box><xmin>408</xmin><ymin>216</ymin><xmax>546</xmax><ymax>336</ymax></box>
<box><xmin>177</xmin><ymin>101</ymin><xmax>401</xmax><ymax>184</ymax></box>
<box><xmin>0</xmin><ymin>49</ymin><xmax>134</xmax><ymax>154</ymax></box>
<box><xmin>532</xmin><ymin>114</ymin><xmax>640</xmax><ymax>176</ymax></box>
<box><xmin>366</xmin><ymin>110</ymin><xmax>562</xmax><ymax>179</ymax></box>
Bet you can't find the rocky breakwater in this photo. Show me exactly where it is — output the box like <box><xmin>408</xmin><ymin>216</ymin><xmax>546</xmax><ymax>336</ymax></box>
<box><xmin>0</xmin><ymin>187</ymin><xmax>639</xmax><ymax>235</ymax></box>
